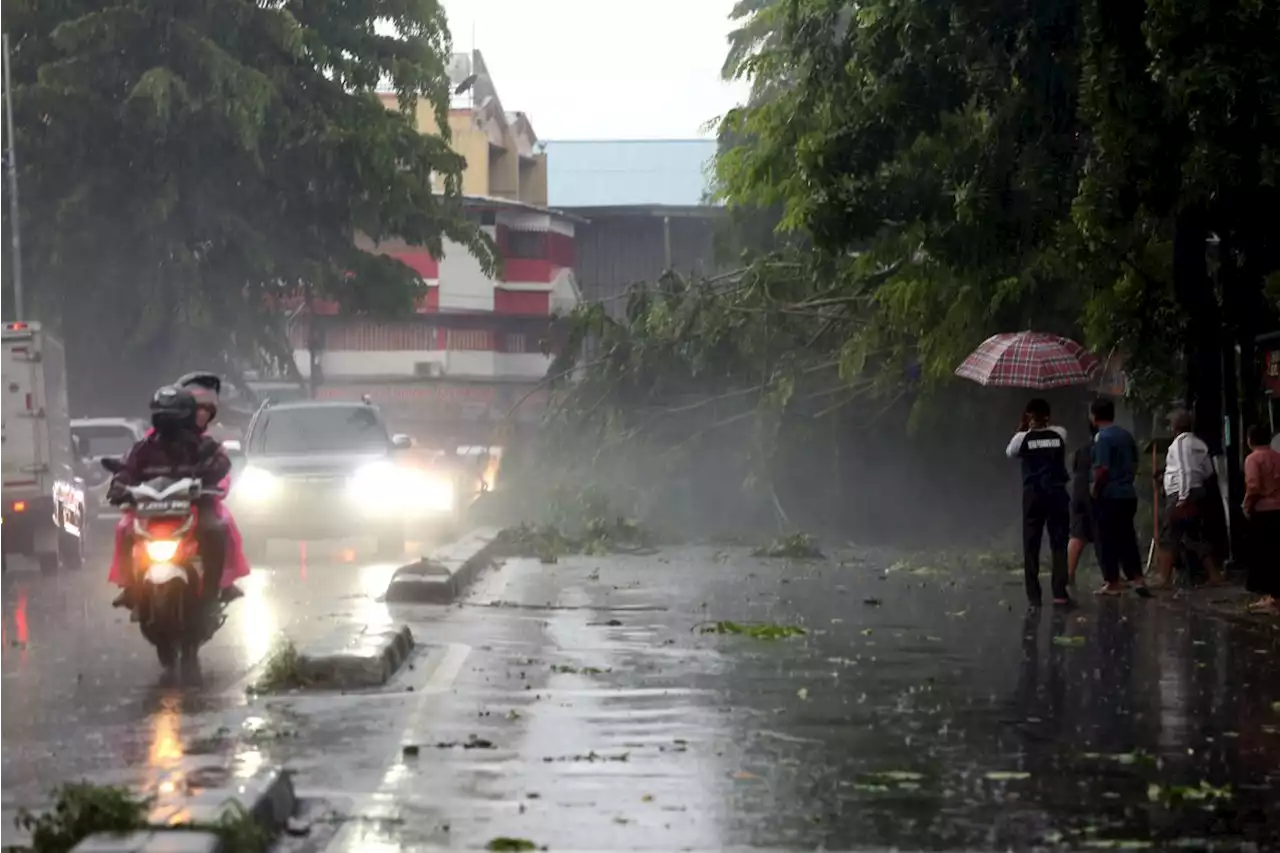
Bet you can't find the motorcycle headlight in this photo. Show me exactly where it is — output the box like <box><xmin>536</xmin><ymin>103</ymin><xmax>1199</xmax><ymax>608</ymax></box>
<box><xmin>234</xmin><ymin>466</ymin><xmax>279</xmax><ymax>502</ymax></box>
<box><xmin>145</xmin><ymin>540</ymin><xmax>180</xmax><ymax>562</ymax></box>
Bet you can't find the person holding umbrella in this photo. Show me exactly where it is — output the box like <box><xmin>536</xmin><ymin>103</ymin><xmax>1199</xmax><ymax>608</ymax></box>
<box><xmin>1005</xmin><ymin>398</ymin><xmax>1073</xmax><ymax>607</ymax></box>
<box><xmin>954</xmin><ymin>330</ymin><xmax>1103</xmax><ymax>605</ymax></box>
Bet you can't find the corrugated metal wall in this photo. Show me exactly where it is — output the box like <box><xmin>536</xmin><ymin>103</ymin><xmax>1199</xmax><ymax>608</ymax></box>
<box><xmin>571</xmin><ymin>213</ymin><xmax>722</xmax><ymax>315</ymax></box>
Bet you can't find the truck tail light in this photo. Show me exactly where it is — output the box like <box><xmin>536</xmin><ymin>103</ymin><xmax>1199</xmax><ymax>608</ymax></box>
<box><xmin>12</xmin><ymin>501</ymin><xmax>27</xmax><ymax>513</ymax></box>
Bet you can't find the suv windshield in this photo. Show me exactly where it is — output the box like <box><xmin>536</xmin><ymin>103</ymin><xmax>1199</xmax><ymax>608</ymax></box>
<box><xmin>255</xmin><ymin>406</ymin><xmax>388</xmax><ymax>454</ymax></box>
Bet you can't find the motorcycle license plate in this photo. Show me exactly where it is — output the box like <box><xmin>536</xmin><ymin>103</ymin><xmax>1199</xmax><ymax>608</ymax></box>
<box><xmin>137</xmin><ymin>500</ymin><xmax>191</xmax><ymax>516</ymax></box>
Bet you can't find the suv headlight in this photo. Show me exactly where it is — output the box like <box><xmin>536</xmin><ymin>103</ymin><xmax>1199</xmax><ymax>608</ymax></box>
<box><xmin>348</xmin><ymin>461</ymin><xmax>402</xmax><ymax>504</ymax></box>
<box><xmin>234</xmin><ymin>466</ymin><xmax>280</xmax><ymax>502</ymax></box>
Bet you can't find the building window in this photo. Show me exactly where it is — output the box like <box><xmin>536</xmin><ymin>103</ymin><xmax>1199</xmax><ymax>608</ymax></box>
<box><xmin>504</xmin><ymin>333</ymin><xmax>526</xmax><ymax>354</ymax></box>
<box><xmin>447</xmin><ymin>329</ymin><xmax>493</xmax><ymax>351</ymax></box>
<box><xmin>505</xmin><ymin>230</ymin><xmax>546</xmax><ymax>259</ymax></box>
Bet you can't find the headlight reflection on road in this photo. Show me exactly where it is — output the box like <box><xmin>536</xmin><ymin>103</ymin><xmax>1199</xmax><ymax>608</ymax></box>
<box><xmin>147</xmin><ymin>692</ymin><xmax>186</xmax><ymax>797</ymax></box>
<box><xmin>238</xmin><ymin>570</ymin><xmax>278</xmax><ymax>670</ymax></box>
<box><xmin>357</xmin><ymin>563</ymin><xmax>396</xmax><ymax>630</ymax></box>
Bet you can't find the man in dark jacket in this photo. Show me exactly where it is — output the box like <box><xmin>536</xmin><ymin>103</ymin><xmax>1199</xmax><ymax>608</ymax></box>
<box><xmin>1090</xmin><ymin>397</ymin><xmax>1151</xmax><ymax>597</ymax></box>
<box><xmin>1006</xmin><ymin>398</ymin><xmax>1073</xmax><ymax>607</ymax></box>
<box><xmin>110</xmin><ymin>386</ymin><xmax>231</xmax><ymax>616</ymax></box>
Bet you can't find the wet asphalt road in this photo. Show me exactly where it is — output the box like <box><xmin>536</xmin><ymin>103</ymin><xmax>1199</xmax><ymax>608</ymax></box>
<box><xmin>4</xmin><ymin>539</ymin><xmax>1280</xmax><ymax>851</ymax></box>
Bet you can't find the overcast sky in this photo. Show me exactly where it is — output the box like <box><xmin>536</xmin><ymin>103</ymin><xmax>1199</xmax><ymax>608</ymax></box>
<box><xmin>438</xmin><ymin>0</ymin><xmax>750</xmax><ymax>141</ymax></box>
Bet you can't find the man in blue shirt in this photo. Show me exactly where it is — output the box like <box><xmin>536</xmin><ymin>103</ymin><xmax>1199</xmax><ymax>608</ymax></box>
<box><xmin>1089</xmin><ymin>397</ymin><xmax>1151</xmax><ymax>597</ymax></box>
<box><xmin>1005</xmin><ymin>398</ymin><xmax>1072</xmax><ymax>607</ymax></box>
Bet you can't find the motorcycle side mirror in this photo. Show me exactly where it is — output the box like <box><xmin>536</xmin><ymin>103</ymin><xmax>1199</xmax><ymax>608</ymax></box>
<box><xmin>100</xmin><ymin>457</ymin><xmax>124</xmax><ymax>474</ymax></box>
<box><xmin>222</xmin><ymin>439</ymin><xmax>243</xmax><ymax>456</ymax></box>
<box><xmin>391</xmin><ymin>434</ymin><xmax>412</xmax><ymax>450</ymax></box>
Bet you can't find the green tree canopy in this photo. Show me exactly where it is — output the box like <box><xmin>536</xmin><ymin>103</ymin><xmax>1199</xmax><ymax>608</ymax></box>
<box><xmin>4</xmin><ymin>0</ymin><xmax>493</xmax><ymax>409</ymax></box>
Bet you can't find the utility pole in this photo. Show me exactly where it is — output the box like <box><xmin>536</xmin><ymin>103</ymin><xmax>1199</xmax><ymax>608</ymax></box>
<box><xmin>2</xmin><ymin>32</ymin><xmax>25</xmax><ymax>319</ymax></box>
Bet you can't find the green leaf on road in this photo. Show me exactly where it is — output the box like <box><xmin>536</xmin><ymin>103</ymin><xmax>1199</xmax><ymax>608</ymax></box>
<box><xmin>1052</xmin><ymin>635</ymin><xmax>1086</xmax><ymax>647</ymax></box>
<box><xmin>486</xmin><ymin>839</ymin><xmax>538</xmax><ymax>852</ymax></box>
<box><xmin>1147</xmin><ymin>781</ymin><xmax>1232</xmax><ymax>807</ymax></box>
<box><xmin>698</xmin><ymin>620</ymin><xmax>806</xmax><ymax>639</ymax></box>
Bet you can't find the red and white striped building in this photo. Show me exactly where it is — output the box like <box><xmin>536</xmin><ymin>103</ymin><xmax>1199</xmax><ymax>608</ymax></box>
<box><xmin>284</xmin><ymin>196</ymin><xmax>580</xmax><ymax>444</ymax></box>
<box><xmin>268</xmin><ymin>51</ymin><xmax>583</xmax><ymax>445</ymax></box>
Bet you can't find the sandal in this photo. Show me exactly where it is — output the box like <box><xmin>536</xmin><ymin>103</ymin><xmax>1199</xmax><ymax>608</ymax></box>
<box><xmin>1094</xmin><ymin>583</ymin><xmax>1123</xmax><ymax>596</ymax></box>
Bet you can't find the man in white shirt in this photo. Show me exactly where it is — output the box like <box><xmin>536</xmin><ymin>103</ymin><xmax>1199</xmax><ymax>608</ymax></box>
<box><xmin>1155</xmin><ymin>408</ymin><xmax>1223</xmax><ymax>586</ymax></box>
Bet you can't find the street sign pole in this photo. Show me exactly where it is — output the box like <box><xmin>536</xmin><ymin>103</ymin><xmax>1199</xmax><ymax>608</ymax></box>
<box><xmin>2</xmin><ymin>32</ymin><xmax>25</xmax><ymax>319</ymax></box>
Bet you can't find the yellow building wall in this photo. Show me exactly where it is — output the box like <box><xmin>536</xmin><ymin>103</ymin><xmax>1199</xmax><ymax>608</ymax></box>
<box><xmin>380</xmin><ymin>94</ymin><xmax>549</xmax><ymax>203</ymax></box>
<box><xmin>521</xmin><ymin>154</ymin><xmax>548</xmax><ymax>207</ymax></box>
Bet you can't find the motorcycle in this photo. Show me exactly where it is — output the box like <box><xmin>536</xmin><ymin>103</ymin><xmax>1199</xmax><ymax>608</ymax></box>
<box><xmin>101</xmin><ymin>458</ymin><xmax>228</xmax><ymax>671</ymax></box>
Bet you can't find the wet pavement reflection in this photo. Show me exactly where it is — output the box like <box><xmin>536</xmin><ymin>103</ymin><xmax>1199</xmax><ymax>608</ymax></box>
<box><xmin>3</xmin><ymin>541</ymin><xmax>1278</xmax><ymax>850</ymax></box>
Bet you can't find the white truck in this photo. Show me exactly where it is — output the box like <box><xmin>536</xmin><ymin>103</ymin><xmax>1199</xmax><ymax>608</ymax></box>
<box><xmin>2</xmin><ymin>321</ymin><xmax>81</xmax><ymax>572</ymax></box>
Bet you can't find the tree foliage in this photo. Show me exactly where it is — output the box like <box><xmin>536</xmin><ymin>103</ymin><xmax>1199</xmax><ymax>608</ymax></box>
<box><xmin>524</xmin><ymin>0</ymin><xmax>1280</xmax><ymax>538</ymax></box>
<box><xmin>3</xmin><ymin>0</ymin><xmax>493</xmax><ymax>409</ymax></box>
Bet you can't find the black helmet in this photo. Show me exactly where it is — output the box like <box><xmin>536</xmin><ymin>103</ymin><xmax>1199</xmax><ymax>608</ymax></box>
<box><xmin>176</xmin><ymin>371</ymin><xmax>221</xmax><ymax>422</ymax></box>
<box><xmin>150</xmin><ymin>385</ymin><xmax>198</xmax><ymax>434</ymax></box>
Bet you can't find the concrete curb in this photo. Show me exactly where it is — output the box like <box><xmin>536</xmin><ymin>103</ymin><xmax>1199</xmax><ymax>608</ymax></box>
<box><xmin>384</xmin><ymin>526</ymin><xmax>502</xmax><ymax>605</ymax></box>
<box><xmin>69</xmin><ymin>765</ymin><xmax>296</xmax><ymax>852</ymax></box>
<box><xmin>292</xmin><ymin>624</ymin><xmax>416</xmax><ymax>690</ymax></box>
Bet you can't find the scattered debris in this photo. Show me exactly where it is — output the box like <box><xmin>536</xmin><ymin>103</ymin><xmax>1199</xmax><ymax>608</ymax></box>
<box><xmin>1147</xmin><ymin>781</ymin><xmax>1232</xmax><ymax>809</ymax></box>
<box><xmin>985</xmin><ymin>771</ymin><xmax>1032</xmax><ymax>781</ymax></box>
<box><xmin>752</xmin><ymin>532</ymin><xmax>824</xmax><ymax>559</ymax></box>
<box><xmin>1081</xmin><ymin>751</ymin><xmax>1155</xmax><ymax>766</ymax></box>
<box><xmin>15</xmin><ymin>783</ymin><xmax>149</xmax><ymax>853</ymax></box>
<box><xmin>496</xmin><ymin>517</ymin><xmax>655</xmax><ymax>561</ymax></box>
<box><xmin>251</xmin><ymin>640</ymin><xmax>314</xmax><ymax>693</ymax></box>
<box><xmin>431</xmin><ymin>735</ymin><xmax>496</xmax><ymax>750</ymax></box>
<box><xmin>486</xmin><ymin>838</ymin><xmax>539</xmax><ymax>852</ymax></box>
<box><xmin>696</xmin><ymin>620</ymin><xmax>806</xmax><ymax>639</ymax></box>
<box><xmin>1052</xmin><ymin>635</ymin><xmax>1086</xmax><ymax>647</ymax></box>
<box><xmin>15</xmin><ymin>783</ymin><xmax>270</xmax><ymax>853</ymax></box>
<box><xmin>542</xmin><ymin>751</ymin><xmax>630</xmax><ymax>763</ymax></box>
<box><xmin>550</xmin><ymin>664</ymin><xmax>610</xmax><ymax>675</ymax></box>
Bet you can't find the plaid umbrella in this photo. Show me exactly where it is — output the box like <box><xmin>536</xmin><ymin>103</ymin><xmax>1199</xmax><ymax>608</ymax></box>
<box><xmin>955</xmin><ymin>331</ymin><xmax>1099</xmax><ymax>389</ymax></box>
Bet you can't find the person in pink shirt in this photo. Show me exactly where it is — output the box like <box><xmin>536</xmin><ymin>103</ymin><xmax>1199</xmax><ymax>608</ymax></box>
<box><xmin>1242</xmin><ymin>424</ymin><xmax>1280</xmax><ymax>613</ymax></box>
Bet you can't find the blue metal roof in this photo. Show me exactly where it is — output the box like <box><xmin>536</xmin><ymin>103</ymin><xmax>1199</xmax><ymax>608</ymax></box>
<box><xmin>544</xmin><ymin>140</ymin><xmax>718</xmax><ymax>208</ymax></box>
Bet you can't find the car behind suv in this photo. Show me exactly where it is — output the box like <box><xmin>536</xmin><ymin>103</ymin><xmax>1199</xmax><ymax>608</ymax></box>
<box><xmin>227</xmin><ymin>399</ymin><xmax>459</xmax><ymax>558</ymax></box>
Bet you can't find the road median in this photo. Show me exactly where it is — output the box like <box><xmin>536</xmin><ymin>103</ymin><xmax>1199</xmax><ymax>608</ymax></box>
<box><xmin>383</xmin><ymin>526</ymin><xmax>502</xmax><ymax>605</ymax></box>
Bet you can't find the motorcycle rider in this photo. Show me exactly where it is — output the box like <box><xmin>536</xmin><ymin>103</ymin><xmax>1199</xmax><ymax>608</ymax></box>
<box><xmin>175</xmin><ymin>371</ymin><xmax>247</xmax><ymax>602</ymax></box>
<box><xmin>108</xmin><ymin>386</ymin><xmax>231</xmax><ymax>621</ymax></box>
